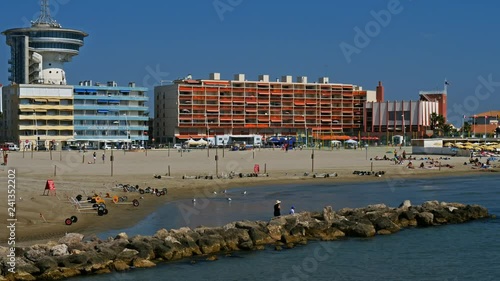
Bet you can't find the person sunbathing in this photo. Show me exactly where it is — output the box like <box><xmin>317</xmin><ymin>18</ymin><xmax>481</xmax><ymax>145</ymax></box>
<box><xmin>407</xmin><ymin>161</ymin><xmax>415</xmax><ymax>169</ymax></box>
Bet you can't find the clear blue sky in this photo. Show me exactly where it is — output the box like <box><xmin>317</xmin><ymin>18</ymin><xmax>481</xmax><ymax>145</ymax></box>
<box><xmin>1</xmin><ymin>0</ymin><xmax>500</xmax><ymax>125</ymax></box>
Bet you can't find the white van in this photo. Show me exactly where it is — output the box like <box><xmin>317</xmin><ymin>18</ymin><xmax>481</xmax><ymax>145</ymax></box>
<box><xmin>2</xmin><ymin>143</ymin><xmax>19</xmax><ymax>151</ymax></box>
<box><xmin>9</xmin><ymin>144</ymin><xmax>19</xmax><ymax>151</ymax></box>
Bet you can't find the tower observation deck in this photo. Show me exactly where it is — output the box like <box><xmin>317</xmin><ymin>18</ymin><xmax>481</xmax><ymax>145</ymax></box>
<box><xmin>2</xmin><ymin>0</ymin><xmax>87</xmax><ymax>85</ymax></box>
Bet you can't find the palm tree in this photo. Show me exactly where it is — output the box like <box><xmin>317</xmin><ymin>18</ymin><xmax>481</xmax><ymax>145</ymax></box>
<box><xmin>461</xmin><ymin>122</ymin><xmax>472</xmax><ymax>137</ymax></box>
<box><xmin>429</xmin><ymin>113</ymin><xmax>446</xmax><ymax>137</ymax></box>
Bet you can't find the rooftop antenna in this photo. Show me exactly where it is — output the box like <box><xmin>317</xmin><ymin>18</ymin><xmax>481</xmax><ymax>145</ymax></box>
<box><xmin>32</xmin><ymin>0</ymin><xmax>61</xmax><ymax>28</ymax></box>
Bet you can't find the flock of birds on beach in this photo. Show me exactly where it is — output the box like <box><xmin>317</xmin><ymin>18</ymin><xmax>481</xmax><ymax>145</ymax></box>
<box><xmin>192</xmin><ymin>189</ymin><xmax>247</xmax><ymax>204</ymax></box>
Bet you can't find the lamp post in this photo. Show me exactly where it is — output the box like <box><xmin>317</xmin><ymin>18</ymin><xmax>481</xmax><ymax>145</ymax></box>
<box><xmin>215</xmin><ymin>134</ymin><xmax>219</xmax><ymax>177</ymax></box>
<box><xmin>33</xmin><ymin>109</ymin><xmax>38</xmax><ymax>154</ymax></box>
<box><xmin>365</xmin><ymin>144</ymin><xmax>368</xmax><ymax>160</ymax></box>
<box><xmin>484</xmin><ymin>115</ymin><xmax>488</xmax><ymax>139</ymax></box>
<box><xmin>123</xmin><ymin>113</ymin><xmax>130</xmax><ymax>150</ymax></box>
<box><xmin>33</xmin><ymin>109</ymin><xmax>38</xmax><ymax>150</ymax></box>
<box><xmin>402</xmin><ymin>114</ymin><xmax>405</xmax><ymax>147</ymax></box>
<box><xmin>302</xmin><ymin>114</ymin><xmax>307</xmax><ymax>147</ymax></box>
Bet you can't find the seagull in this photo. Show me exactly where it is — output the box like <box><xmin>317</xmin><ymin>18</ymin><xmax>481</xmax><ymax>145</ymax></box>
<box><xmin>192</xmin><ymin>198</ymin><xmax>196</xmax><ymax>203</ymax></box>
<box><xmin>213</xmin><ymin>191</ymin><xmax>217</xmax><ymax>195</ymax></box>
<box><xmin>227</xmin><ymin>198</ymin><xmax>232</xmax><ymax>201</ymax></box>
<box><xmin>242</xmin><ymin>191</ymin><xmax>247</xmax><ymax>195</ymax></box>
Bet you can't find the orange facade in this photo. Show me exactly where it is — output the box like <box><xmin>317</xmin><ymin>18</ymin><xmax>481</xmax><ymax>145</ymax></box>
<box><xmin>175</xmin><ymin>80</ymin><xmax>367</xmax><ymax>139</ymax></box>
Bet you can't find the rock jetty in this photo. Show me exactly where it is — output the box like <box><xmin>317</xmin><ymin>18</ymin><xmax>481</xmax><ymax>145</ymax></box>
<box><xmin>0</xmin><ymin>200</ymin><xmax>492</xmax><ymax>280</ymax></box>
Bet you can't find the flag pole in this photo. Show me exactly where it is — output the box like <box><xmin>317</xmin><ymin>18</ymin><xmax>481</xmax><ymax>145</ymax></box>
<box><xmin>485</xmin><ymin>115</ymin><xmax>488</xmax><ymax>140</ymax></box>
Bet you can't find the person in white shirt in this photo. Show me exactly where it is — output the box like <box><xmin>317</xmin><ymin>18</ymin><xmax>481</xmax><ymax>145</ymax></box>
<box><xmin>289</xmin><ymin>206</ymin><xmax>295</xmax><ymax>215</ymax></box>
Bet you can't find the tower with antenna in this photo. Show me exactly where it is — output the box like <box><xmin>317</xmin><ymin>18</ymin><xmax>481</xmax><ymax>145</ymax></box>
<box><xmin>2</xmin><ymin>0</ymin><xmax>88</xmax><ymax>85</ymax></box>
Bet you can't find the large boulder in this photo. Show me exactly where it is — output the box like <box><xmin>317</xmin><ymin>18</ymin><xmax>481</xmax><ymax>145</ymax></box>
<box><xmin>50</xmin><ymin>244</ymin><xmax>69</xmax><ymax>257</ymax></box>
<box><xmin>322</xmin><ymin>206</ymin><xmax>335</xmax><ymax>224</ymax></box>
<box><xmin>332</xmin><ymin>220</ymin><xmax>376</xmax><ymax>237</ymax></box>
<box><xmin>371</xmin><ymin>216</ymin><xmax>401</xmax><ymax>233</ymax></box>
<box><xmin>248</xmin><ymin>228</ymin><xmax>272</xmax><ymax>246</ymax></box>
<box><xmin>197</xmin><ymin>235</ymin><xmax>223</xmax><ymax>255</ymax></box>
<box><xmin>132</xmin><ymin>258</ymin><xmax>156</xmax><ymax>268</ymax></box>
<box><xmin>115</xmin><ymin>248</ymin><xmax>139</xmax><ymax>264</ymax></box>
<box><xmin>398</xmin><ymin>200</ymin><xmax>412</xmax><ymax>210</ymax></box>
<box><xmin>416</xmin><ymin>212</ymin><xmax>434</xmax><ymax>226</ymax></box>
<box><xmin>35</xmin><ymin>256</ymin><xmax>58</xmax><ymax>273</ymax></box>
<box><xmin>58</xmin><ymin>233</ymin><xmax>84</xmax><ymax>246</ymax></box>
<box><xmin>128</xmin><ymin>238</ymin><xmax>155</xmax><ymax>260</ymax></box>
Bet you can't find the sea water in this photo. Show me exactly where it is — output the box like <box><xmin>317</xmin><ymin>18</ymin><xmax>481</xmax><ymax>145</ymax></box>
<box><xmin>74</xmin><ymin>174</ymin><xmax>500</xmax><ymax>281</ymax></box>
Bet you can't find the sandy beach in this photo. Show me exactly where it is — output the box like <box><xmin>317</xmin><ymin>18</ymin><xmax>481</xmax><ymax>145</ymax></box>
<box><xmin>0</xmin><ymin>146</ymin><xmax>494</xmax><ymax>246</ymax></box>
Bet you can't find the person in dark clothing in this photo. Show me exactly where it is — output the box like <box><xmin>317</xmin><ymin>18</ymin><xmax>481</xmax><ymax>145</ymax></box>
<box><xmin>274</xmin><ymin>200</ymin><xmax>281</xmax><ymax>216</ymax></box>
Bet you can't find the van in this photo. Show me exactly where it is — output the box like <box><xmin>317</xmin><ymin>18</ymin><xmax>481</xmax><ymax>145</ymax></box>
<box><xmin>1</xmin><ymin>143</ymin><xmax>19</xmax><ymax>151</ymax></box>
<box><xmin>8</xmin><ymin>144</ymin><xmax>19</xmax><ymax>151</ymax></box>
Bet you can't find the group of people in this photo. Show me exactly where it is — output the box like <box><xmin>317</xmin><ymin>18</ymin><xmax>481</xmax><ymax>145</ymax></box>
<box><xmin>90</xmin><ymin>151</ymin><xmax>106</xmax><ymax>164</ymax></box>
<box><xmin>273</xmin><ymin>200</ymin><xmax>295</xmax><ymax>216</ymax></box>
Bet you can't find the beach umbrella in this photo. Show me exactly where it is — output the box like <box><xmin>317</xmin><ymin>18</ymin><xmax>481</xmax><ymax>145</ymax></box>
<box><xmin>444</xmin><ymin>142</ymin><xmax>453</xmax><ymax>147</ymax></box>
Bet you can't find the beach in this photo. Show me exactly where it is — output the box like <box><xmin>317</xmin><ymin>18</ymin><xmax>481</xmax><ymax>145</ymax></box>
<box><xmin>0</xmin><ymin>146</ymin><xmax>492</xmax><ymax>245</ymax></box>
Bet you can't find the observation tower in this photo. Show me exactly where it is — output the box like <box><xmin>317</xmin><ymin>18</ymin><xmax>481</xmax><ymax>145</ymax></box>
<box><xmin>2</xmin><ymin>0</ymin><xmax>87</xmax><ymax>85</ymax></box>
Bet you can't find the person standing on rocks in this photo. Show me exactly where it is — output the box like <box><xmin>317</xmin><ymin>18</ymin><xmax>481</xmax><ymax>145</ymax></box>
<box><xmin>274</xmin><ymin>200</ymin><xmax>281</xmax><ymax>216</ymax></box>
<box><xmin>289</xmin><ymin>206</ymin><xmax>295</xmax><ymax>215</ymax></box>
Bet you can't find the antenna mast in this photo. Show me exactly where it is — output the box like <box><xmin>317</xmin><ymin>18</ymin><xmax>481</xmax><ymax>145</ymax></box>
<box><xmin>32</xmin><ymin>0</ymin><xmax>61</xmax><ymax>28</ymax></box>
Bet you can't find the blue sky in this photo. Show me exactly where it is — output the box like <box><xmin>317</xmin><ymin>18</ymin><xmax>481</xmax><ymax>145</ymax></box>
<box><xmin>1</xmin><ymin>0</ymin><xmax>500</xmax><ymax>125</ymax></box>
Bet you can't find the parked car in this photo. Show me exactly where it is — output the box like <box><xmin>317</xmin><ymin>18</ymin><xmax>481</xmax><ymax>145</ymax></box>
<box><xmin>173</xmin><ymin>143</ymin><xmax>183</xmax><ymax>149</ymax></box>
<box><xmin>1</xmin><ymin>143</ymin><xmax>19</xmax><ymax>151</ymax></box>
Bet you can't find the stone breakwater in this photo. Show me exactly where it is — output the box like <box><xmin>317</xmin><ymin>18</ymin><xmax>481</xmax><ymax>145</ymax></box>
<box><xmin>0</xmin><ymin>200</ymin><xmax>492</xmax><ymax>281</ymax></box>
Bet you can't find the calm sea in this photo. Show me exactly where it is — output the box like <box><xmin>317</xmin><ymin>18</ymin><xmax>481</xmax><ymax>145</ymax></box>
<box><xmin>74</xmin><ymin>174</ymin><xmax>500</xmax><ymax>281</ymax></box>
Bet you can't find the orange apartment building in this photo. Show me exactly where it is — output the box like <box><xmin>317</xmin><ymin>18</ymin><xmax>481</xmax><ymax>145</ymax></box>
<box><xmin>153</xmin><ymin>73</ymin><xmax>377</xmax><ymax>144</ymax></box>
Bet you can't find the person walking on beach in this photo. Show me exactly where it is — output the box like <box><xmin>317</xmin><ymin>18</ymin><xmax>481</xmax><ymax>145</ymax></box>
<box><xmin>289</xmin><ymin>206</ymin><xmax>295</xmax><ymax>215</ymax></box>
<box><xmin>93</xmin><ymin>151</ymin><xmax>97</xmax><ymax>164</ymax></box>
<box><xmin>102</xmin><ymin>153</ymin><xmax>105</xmax><ymax>164</ymax></box>
<box><xmin>274</xmin><ymin>200</ymin><xmax>281</xmax><ymax>216</ymax></box>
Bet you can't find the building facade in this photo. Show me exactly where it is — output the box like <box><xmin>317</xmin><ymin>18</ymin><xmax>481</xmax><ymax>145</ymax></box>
<box><xmin>154</xmin><ymin>73</ymin><xmax>376</xmax><ymax>144</ymax></box>
<box><xmin>73</xmin><ymin>82</ymin><xmax>149</xmax><ymax>148</ymax></box>
<box><xmin>364</xmin><ymin>84</ymin><xmax>447</xmax><ymax>141</ymax></box>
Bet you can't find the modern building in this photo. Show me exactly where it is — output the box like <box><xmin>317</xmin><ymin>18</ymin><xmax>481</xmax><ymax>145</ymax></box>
<box><xmin>469</xmin><ymin>111</ymin><xmax>500</xmax><ymax>138</ymax></box>
<box><xmin>154</xmin><ymin>73</ymin><xmax>376</xmax><ymax>144</ymax></box>
<box><xmin>0</xmin><ymin>0</ymin><xmax>149</xmax><ymax>148</ymax></box>
<box><xmin>364</xmin><ymin>82</ymin><xmax>447</xmax><ymax>142</ymax></box>
<box><xmin>2</xmin><ymin>0</ymin><xmax>87</xmax><ymax>85</ymax></box>
<box><xmin>72</xmin><ymin>81</ymin><xmax>149</xmax><ymax>148</ymax></box>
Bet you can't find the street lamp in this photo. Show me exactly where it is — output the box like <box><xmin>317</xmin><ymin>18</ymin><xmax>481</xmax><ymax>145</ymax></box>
<box><xmin>302</xmin><ymin>114</ymin><xmax>307</xmax><ymax>147</ymax></box>
<box><xmin>33</xmin><ymin>110</ymin><xmax>39</xmax><ymax>150</ymax></box>
<box><xmin>123</xmin><ymin>113</ymin><xmax>130</xmax><ymax>149</ymax></box>
<box><xmin>402</xmin><ymin>114</ymin><xmax>405</xmax><ymax>147</ymax></box>
<box><xmin>365</xmin><ymin>143</ymin><xmax>368</xmax><ymax>160</ymax></box>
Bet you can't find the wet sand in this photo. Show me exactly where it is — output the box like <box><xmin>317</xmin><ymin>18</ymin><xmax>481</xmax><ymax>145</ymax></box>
<box><xmin>0</xmin><ymin>146</ymin><xmax>492</xmax><ymax>246</ymax></box>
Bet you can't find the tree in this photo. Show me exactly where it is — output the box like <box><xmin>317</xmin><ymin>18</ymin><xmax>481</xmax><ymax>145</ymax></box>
<box><xmin>429</xmin><ymin>113</ymin><xmax>446</xmax><ymax>137</ymax></box>
<box><xmin>461</xmin><ymin>122</ymin><xmax>472</xmax><ymax>136</ymax></box>
<box><xmin>441</xmin><ymin>124</ymin><xmax>454</xmax><ymax>137</ymax></box>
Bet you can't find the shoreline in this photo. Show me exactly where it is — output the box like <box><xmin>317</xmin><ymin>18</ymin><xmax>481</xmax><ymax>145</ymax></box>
<box><xmin>0</xmin><ymin>148</ymin><xmax>497</xmax><ymax>246</ymax></box>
